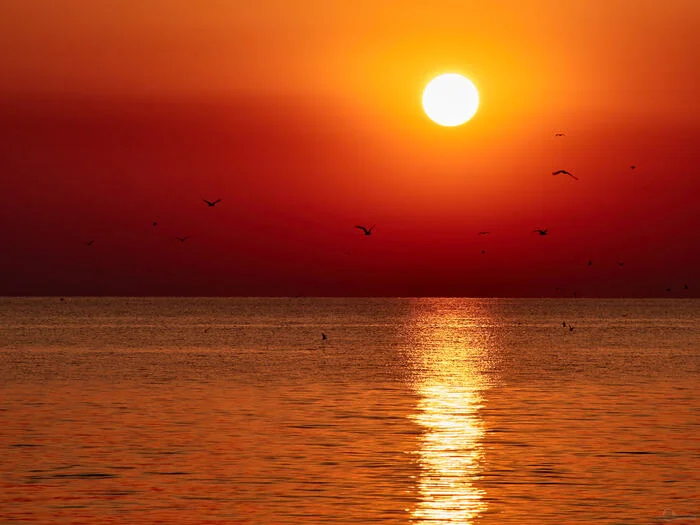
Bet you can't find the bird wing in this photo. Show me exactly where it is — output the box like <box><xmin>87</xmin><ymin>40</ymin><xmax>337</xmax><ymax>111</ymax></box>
<box><xmin>203</xmin><ymin>199</ymin><xmax>213</xmax><ymax>205</ymax></box>
<box><xmin>567</xmin><ymin>173</ymin><xmax>579</xmax><ymax>180</ymax></box>
<box><xmin>213</xmin><ymin>199</ymin><xmax>222</xmax><ymax>205</ymax></box>
<box><xmin>355</xmin><ymin>225</ymin><xmax>368</xmax><ymax>233</ymax></box>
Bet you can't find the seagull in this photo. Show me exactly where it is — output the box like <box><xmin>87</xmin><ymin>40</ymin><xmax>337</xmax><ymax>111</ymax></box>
<box><xmin>322</xmin><ymin>332</ymin><xmax>327</xmax><ymax>341</ymax></box>
<box><xmin>175</xmin><ymin>236</ymin><xmax>190</xmax><ymax>243</ymax></box>
<box><xmin>203</xmin><ymin>199</ymin><xmax>222</xmax><ymax>207</ymax></box>
<box><xmin>554</xmin><ymin>132</ymin><xmax>566</xmax><ymax>137</ymax></box>
<box><xmin>478</xmin><ymin>231</ymin><xmax>490</xmax><ymax>236</ymax></box>
<box><xmin>569</xmin><ymin>325</ymin><xmax>575</xmax><ymax>332</ymax></box>
<box><xmin>85</xmin><ymin>240</ymin><xmax>95</xmax><ymax>246</ymax></box>
<box><xmin>533</xmin><ymin>229</ymin><xmax>548</xmax><ymax>236</ymax></box>
<box><xmin>355</xmin><ymin>225</ymin><xmax>375</xmax><ymax>236</ymax></box>
<box><xmin>552</xmin><ymin>169</ymin><xmax>578</xmax><ymax>180</ymax></box>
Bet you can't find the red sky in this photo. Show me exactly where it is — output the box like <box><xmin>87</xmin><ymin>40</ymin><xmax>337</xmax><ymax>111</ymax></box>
<box><xmin>1</xmin><ymin>0</ymin><xmax>698</xmax><ymax>296</ymax></box>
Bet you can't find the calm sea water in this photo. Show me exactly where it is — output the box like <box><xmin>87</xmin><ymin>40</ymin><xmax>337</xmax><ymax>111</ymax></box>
<box><xmin>1</xmin><ymin>298</ymin><xmax>698</xmax><ymax>524</ymax></box>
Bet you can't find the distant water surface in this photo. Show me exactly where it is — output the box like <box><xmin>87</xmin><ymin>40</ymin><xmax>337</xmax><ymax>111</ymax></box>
<box><xmin>1</xmin><ymin>298</ymin><xmax>698</xmax><ymax>524</ymax></box>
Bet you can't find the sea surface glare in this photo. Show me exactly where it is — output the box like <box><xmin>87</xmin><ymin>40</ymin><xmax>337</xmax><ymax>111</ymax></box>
<box><xmin>1</xmin><ymin>298</ymin><xmax>698</xmax><ymax>524</ymax></box>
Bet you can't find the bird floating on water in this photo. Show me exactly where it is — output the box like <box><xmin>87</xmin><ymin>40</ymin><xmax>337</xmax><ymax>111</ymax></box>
<box><xmin>203</xmin><ymin>199</ymin><xmax>222</xmax><ymax>207</ymax></box>
<box><xmin>355</xmin><ymin>225</ymin><xmax>375</xmax><ymax>236</ymax></box>
<box><xmin>552</xmin><ymin>169</ymin><xmax>578</xmax><ymax>180</ymax></box>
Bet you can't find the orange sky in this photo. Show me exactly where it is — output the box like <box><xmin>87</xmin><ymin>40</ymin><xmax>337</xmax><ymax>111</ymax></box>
<box><xmin>1</xmin><ymin>0</ymin><xmax>698</xmax><ymax>296</ymax></box>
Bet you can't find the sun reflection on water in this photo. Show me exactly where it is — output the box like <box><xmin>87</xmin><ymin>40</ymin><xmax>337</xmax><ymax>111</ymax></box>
<box><xmin>408</xmin><ymin>302</ymin><xmax>491</xmax><ymax>524</ymax></box>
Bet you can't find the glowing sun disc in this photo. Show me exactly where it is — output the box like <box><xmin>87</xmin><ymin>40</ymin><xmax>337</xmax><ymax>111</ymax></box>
<box><xmin>422</xmin><ymin>74</ymin><xmax>479</xmax><ymax>127</ymax></box>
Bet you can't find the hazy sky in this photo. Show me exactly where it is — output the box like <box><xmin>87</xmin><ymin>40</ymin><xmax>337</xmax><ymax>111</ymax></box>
<box><xmin>1</xmin><ymin>0</ymin><xmax>698</xmax><ymax>296</ymax></box>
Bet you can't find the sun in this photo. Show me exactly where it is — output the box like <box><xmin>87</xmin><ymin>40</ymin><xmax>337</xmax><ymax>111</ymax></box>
<box><xmin>422</xmin><ymin>73</ymin><xmax>479</xmax><ymax>127</ymax></box>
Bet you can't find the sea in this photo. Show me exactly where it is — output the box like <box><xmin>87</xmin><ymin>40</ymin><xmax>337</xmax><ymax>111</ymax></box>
<box><xmin>1</xmin><ymin>297</ymin><xmax>698</xmax><ymax>524</ymax></box>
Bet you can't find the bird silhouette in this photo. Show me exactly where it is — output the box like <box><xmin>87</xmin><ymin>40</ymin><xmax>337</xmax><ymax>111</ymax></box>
<box><xmin>587</xmin><ymin>260</ymin><xmax>593</xmax><ymax>267</ymax></box>
<box><xmin>85</xmin><ymin>240</ymin><xmax>95</xmax><ymax>246</ymax></box>
<box><xmin>152</xmin><ymin>221</ymin><xmax>158</xmax><ymax>227</ymax></box>
<box><xmin>569</xmin><ymin>325</ymin><xmax>575</xmax><ymax>332</ymax></box>
<box><xmin>630</xmin><ymin>165</ymin><xmax>636</xmax><ymax>170</ymax></box>
<box><xmin>618</xmin><ymin>262</ymin><xmax>625</xmax><ymax>267</ymax></box>
<box><xmin>562</xmin><ymin>321</ymin><xmax>566</xmax><ymax>327</ymax></box>
<box><xmin>203</xmin><ymin>199</ymin><xmax>222</xmax><ymax>207</ymax></box>
<box><xmin>355</xmin><ymin>225</ymin><xmax>375</xmax><ymax>236</ymax></box>
<box><xmin>481</xmin><ymin>250</ymin><xmax>487</xmax><ymax>255</ymax></box>
<box><xmin>552</xmin><ymin>169</ymin><xmax>578</xmax><ymax>180</ymax></box>
<box><xmin>175</xmin><ymin>236</ymin><xmax>190</xmax><ymax>243</ymax></box>
<box><xmin>533</xmin><ymin>229</ymin><xmax>549</xmax><ymax>236</ymax></box>
<box><xmin>684</xmin><ymin>284</ymin><xmax>689</xmax><ymax>290</ymax></box>
<box><xmin>322</xmin><ymin>332</ymin><xmax>327</xmax><ymax>340</ymax></box>
<box><xmin>478</xmin><ymin>231</ymin><xmax>491</xmax><ymax>236</ymax></box>
<box><xmin>666</xmin><ymin>287</ymin><xmax>671</xmax><ymax>293</ymax></box>
<box><xmin>554</xmin><ymin>132</ymin><xmax>566</xmax><ymax>137</ymax></box>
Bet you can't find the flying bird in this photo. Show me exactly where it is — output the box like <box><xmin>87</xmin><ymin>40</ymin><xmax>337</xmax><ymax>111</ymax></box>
<box><xmin>552</xmin><ymin>169</ymin><xmax>578</xmax><ymax>180</ymax></box>
<box><xmin>152</xmin><ymin>221</ymin><xmax>158</xmax><ymax>227</ymax></box>
<box><xmin>630</xmin><ymin>165</ymin><xmax>636</xmax><ymax>170</ymax></box>
<box><xmin>85</xmin><ymin>240</ymin><xmax>95</xmax><ymax>246</ymax></box>
<box><xmin>481</xmin><ymin>250</ymin><xmax>487</xmax><ymax>255</ymax></box>
<box><xmin>684</xmin><ymin>284</ymin><xmax>689</xmax><ymax>290</ymax></box>
<box><xmin>478</xmin><ymin>231</ymin><xmax>490</xmax><ymax>236</ymax></box>
<box><xmin>554</xmin><ymin>132</ymin><xmax>566</xmax><ymax>137</ymax></box>
<box><xmin>587</xmin><ymin>260</ymin><xmax>593</xmax><ymax>267</ymax></box>
<box><xmin>618</xmin><ymin>262</ymin><xmax>625</xmax><ymax>267</ymax></box>
<box><xmin>533</xmin><ymin>229</ymin><xmax>548</xmax><ymax>236</ymax></box>
<box><xmin>355</xmin><ymin>225</ymin><xmax>375</xmax><ymax>236</ymax></box>
<box><xmin>175</xmin><ymin>236</ymin><xmax>190</xmax><ymax>243</ymax></box>
<box><xmin>203</xmin><ymin>199</ymin><xmax>222</xmax><ymax>207</ymax></box>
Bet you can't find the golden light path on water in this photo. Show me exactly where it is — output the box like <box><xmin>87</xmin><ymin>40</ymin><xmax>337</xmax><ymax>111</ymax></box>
<box><xmin>408</xmin><ymin>302</ymin><xmax>491</xmax><ymax>524</ymax></box>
